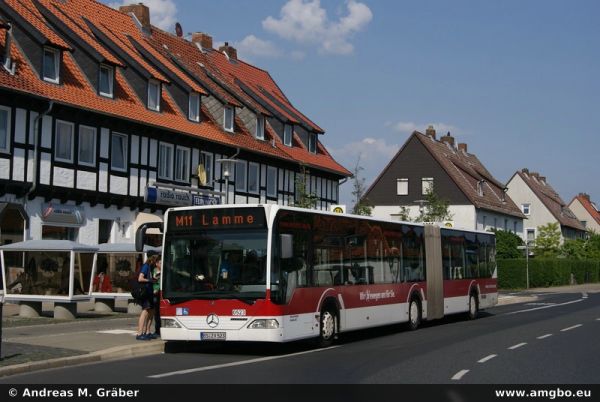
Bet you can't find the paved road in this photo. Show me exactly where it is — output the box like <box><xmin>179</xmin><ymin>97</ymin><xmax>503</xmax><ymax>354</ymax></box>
<box><xmin>1</xmin><ymin>290</ymin><xmax>598</xmax><ymax>384</ymax></box>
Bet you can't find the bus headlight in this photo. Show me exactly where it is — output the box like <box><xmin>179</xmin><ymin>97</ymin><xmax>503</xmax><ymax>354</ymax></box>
<box><xmin>248</xmin><ymin>319</ymin><xmax>279</xmax><ymax>329</ymax></box>
<box><xmin>161</xmin><ymin>318</ymin><xmax>181</xmax><ymax>328</ymax></box>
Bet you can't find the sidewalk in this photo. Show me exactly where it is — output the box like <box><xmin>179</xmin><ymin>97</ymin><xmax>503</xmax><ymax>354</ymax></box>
<box><xmin>0</xmin><ymin>283</ymin><xmax>599</xmax><ymax>378</ymax></box>
<box><xmin>0</xmin><ymin>301</ymin><xmax>164</xmax><ymax>378</ymax></box>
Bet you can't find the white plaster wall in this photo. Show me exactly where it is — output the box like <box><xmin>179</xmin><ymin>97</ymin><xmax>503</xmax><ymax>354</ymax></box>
<box><xmin>569</xmin><ymin>199</ymin><xmax>600</xmax><ymax>233</ymax></box>
<box><xmin>371</xmin><ymin>204</ymin><xmax>476</xmax><ymax>229</ymax></box>
<box><xmin>39</xmin><ymin>153</ymin><xmax>51</xmax><ymax>184</ymax></box>
<box><xmin>77</xmin><ymin>171</ymin><xmax>97</xmax><ymax>191</ymax></box>
<box><xmin>506</xmin><ymin>174</ymin><xmax>556</xmax><ymax>238</ymax></box>
<box><xmin>53</xmin><ymin>166</ymin><xmax>74</xmax><ymax>188</ymax></box>
<box><xmin>109</xmin><ymin>175</ymin><xmax>128</xmax><ymax>195</ymax></box>
<box><xmin>12</xmin><ymin>148</ymin><xmax>25</xmax><ymax>181</ymax></box>
<box><xmin>476</xmin><ymin>209</ymin><xmax>523</xmax><ymax>234</ymax></box>
<box><xmin>0</xmin><ymin>158</ymin><xmax>10</xmax><ymax>179</ymax></box>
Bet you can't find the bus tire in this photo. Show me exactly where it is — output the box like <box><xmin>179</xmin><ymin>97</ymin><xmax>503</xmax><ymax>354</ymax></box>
<box><xmin>318</xmin><ymin>307</ymin><xmax>337</xmax><ymax>347</ymax></box>
<box><xmin>407</xmin><ymin>296</ymin><xmax>421</xmax><ymax>331</ymax></box>
<box><xmin>467</xmin><ymin>292</ymin><xmax>479</xmax><ymax>320</ymax></box>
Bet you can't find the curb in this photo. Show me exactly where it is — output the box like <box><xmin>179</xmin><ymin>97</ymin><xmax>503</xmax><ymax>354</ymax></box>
<box><xmin>0</xmin><ymin>341</ymin><xmax>165</xmax><ymax>378</ymax></box>
<box><xmin>497</xmin><ymin>294</ymin><xmax>538</xmax><ymax>306</ymax></box>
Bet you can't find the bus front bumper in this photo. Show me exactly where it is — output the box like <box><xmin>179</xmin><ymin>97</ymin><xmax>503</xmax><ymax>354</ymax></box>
<box><xmin>160</xmin><ymin>316</ymin><xmax>286</xmax><ymax>342</ymax></box>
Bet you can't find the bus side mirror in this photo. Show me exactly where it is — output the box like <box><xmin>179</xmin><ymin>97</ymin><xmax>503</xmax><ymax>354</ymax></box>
<box><xmin>280</xmin><ymin>234</ymin><xmax>293</xmax><ymax>259</ymax></box>
<box><xmin>135</xmin><ymin>222</ymin><xmax>163</xmax><ymax>252</ymax></box>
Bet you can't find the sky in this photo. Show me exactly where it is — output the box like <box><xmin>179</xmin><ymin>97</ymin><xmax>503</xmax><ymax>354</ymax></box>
<box><xmin>105</xmin><ymin>0</ymin><xmax>600</xmax><ymax>208</ymax></box>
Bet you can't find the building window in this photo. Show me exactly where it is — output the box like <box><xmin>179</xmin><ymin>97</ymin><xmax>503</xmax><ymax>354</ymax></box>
<box><xmin>267</xmin><ymin>166</ymin><xmax>277</xmax><ymax>198</ymax></box>
<box><xmin>235</xmin><ymin>160</ymin><xmax>247</xmax><ymax>191</ymax></box>
<box><xmin>0</xmin><ymin>105</ymin><xmax>11</xmax><ymax>153</ymax></box>
<box><xmin>175</xmin><ymin>146</ymin><xmax>190</xmax><ymax>182</ymax></box>
<box><xmin>99</xmin><ymin>64</ymin><xmax>114</xmax><ymax>97</ymax></box>
<box><xmin>580</xmin><ymin>220</ymin><xmax>587</xmax><ymax>229</ymax></box>
<box><xmin>43</xmin><ymin>47</ymin><xmax>60</xmax><ymax>83</ymax></box>
<box><xmin>482</xmin><ymin>216</ymin><xmax>487</xmax><ymax>230</ymax></box>
<box><xmin>522</xmin><ymin>203</ymin><xmax>531</xmax><ymax>215</ymax></box>
<box><xmin>111</xmin><ymin>132</ymin><xmax>127</xmax><ymax>171</ymax></box>
<box><xmin>504</xmin><ymin>218</ymin><xmax>508</xmax><ymax>231</ymax></box>
<box><xmin>396</xmin><ymin>178</ymin><xmax>408</xmax><ymax>195</ymax></box>
<box><xmin>308</xmin><ymin>132</ymin><xmax>317</xmax><ymax>153</ymax></box>
<box><xmin>513</xmin><ymin>221</ymin><xmax>518</xmax><ymax>233</ymax></box>
<box><xmin>98</xmin><ymin>219</ymin><xmax>113</xmax><ymax>244</ymax></box>
<box><xmin>200</xmin><ymin>152</ymin><xmax>213</xmax><ymax>187</ymax></box>
<box><xmin>526</xmin><ymin>228</ymin><xmax>535</xmax><ymax>243</ymax></box>
<box><xmin>189</xmin><ymin>92</ymin><xmax>200</xmax><ymax>122</ymax></box>
<box><xmin>248</xmin><ymin>162</ymin><xmax>259</xmax><ymax>194</ymax></box>
<box><xmin>42</xmin><ymin>225</ymin><xmax>78</xmax><ymax>241</ymax></box>
<box><xmin>78</xmin><ymin>125</ymin><xmax>96</xmax><ymax>166</ymax></box>
<box><xmin>148</xmin><ymin>79</ymin><xmax>161</xmax><ymax>111</ymax></box>
<box><xmin>422</xmin><ymin>177</ymin><xmax>434</xmax><ymax>195</ymax></box>
<box><xmin>256</xmin><ymin>116</ymin><xmax>265</xmax><ymax>140</ymax></box>
<box><xmin>224</xmin><ymin>106</ymin><xmax>234</xmax><ymax>132</ymax></box>
<box><xmin>283</xmin><ymin>124</ymin><xmax>293</xmax><ymax>147</ymax></box>
<box><xmin>158</xmin><ymin>142</ymin><xmax>174</xmax><ymax>180</ymax></box>
<box><xmin>55</xmin><ymin>120</ymin><xmax>74</xmax><ymax>162</ymax></box>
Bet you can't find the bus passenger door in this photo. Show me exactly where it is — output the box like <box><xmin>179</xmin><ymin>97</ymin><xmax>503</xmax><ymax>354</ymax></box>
<box><xmin>424</xmin><ymin>225</ymin><xmax>444</xmax><ymax>320</ymax></box>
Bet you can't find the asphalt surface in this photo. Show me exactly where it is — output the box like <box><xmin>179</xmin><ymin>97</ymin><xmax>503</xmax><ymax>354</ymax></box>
<box><xmin>1</xmin><ymin>289</ymin><xmax>598</xmax><ymax>384</ymax></box>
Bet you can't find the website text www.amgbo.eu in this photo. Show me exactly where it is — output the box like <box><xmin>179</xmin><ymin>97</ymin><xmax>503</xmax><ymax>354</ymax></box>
<box><xmin>495</xmin><ymin>388</ymin><xmax>592</xmax><ymax>400</ymax></box>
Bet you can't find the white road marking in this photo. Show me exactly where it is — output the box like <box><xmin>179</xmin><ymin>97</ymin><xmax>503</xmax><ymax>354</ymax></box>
<box><xmin>537</xmin><ymin>334</ymin><xmax>553</xmax><ymax>339</ymax></box>
<box><xmin>560</xmin><ymin>324</ymin><xmax>582</xmax><ymax>332</ymax></box>
<box><xmin>477</xmin><ymin>354</ymin><xmax>497</xmax><ymax>363</ymax></box>
<box><xmin>97</xmin><ymin>330</ymin><xmax>138</xmax><ymax>335</ymax></box>
<box><xmin>582</xmin><ymin>292</ymin><xmax>588</xmax><ymax>299</ymax></box>
<box><xmin>451</xmin><ymin>370</ymin><xmax>470</xmax><ymax>381</ymax></box>
<box><xmin>505</xmin><ymin>298</ymin><xmax>584</xmax><ymax>315</ymax></box>
<box><xmin>508</xmin><ymin>342</ymin><xmax>527</xmax><ymax>350</ymax></box>
<box><xmin>148</xmin><ymin>346</ymin><xmax>340</xmax><ymax>378</ymax></box>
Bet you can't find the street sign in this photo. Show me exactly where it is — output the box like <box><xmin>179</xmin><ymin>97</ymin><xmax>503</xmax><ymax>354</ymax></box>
<box><xmin>329</xmin><ymin>205</ymin><xmax>346</xmax><ymax>214</ymax></box>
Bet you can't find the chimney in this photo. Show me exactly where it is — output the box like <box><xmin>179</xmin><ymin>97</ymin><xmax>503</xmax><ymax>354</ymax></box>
<box><xmin>440</xmin><ymin>132</ymin><xmax>455</xmax><ymax>147</ymax></box>
<box><xmin>425</xmin><ymin>125</ymin><xmax>436</xmax><ymax>140</ymax></box>
<box><xmin>458</xmin><ymin>143</ymin><xmax>468</xmax><ymax>153</ymax></box>
<box><xmin>120</xmin><ymin>3</ymin><xmax>151</xmax><ymax>31</ymax></box>
<box><xmin>522</xmin><ymin>168</ymin><xmax>529</xmax><ymax>175</ymax></box>
<box><xmin>218</xmin><ymin>42</ymin><xmax>237</xmax><ymax>60</ymax></box>
<box><xmin>580</xmin><ymin>193</ymin><xmax>590</xmax><ymax>201</ymax></box>
<box><xmin>530</xmin><ymin>172</ymin><xmax>540</xmax><ymax>181</ymax></box>
<box><xmin>538</xmin><ymin>176</ymin><xmax>546</xmax><ymax>185</ymax></box>
<box><xmin>191</xmin><ymin>32</ymin><xmax>213</xmax><ymax>49</ymax></box>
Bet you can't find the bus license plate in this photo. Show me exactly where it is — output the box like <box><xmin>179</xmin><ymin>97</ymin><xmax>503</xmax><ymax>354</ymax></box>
<box><xmin>201</xmin><ymin>332</ymin><xmax>226</xmax><ymax>341</ymax></box>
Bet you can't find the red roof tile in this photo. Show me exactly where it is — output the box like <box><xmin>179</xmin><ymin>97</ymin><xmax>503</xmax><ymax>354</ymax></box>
<box><xmin>570</xmin><ymin>194</ymin><xmax>600</xmax><ymax>227</ymax></box>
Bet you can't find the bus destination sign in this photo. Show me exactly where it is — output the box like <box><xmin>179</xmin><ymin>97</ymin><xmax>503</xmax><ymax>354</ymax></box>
<box><xmin>168</xmin><ymin>207</ymin><xmax>266</xmax><ymax>231</ymax></box>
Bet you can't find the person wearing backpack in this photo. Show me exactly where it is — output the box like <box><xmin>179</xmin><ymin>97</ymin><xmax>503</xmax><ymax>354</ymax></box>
<box><xmin>136</xmin><ymin>253</ymin><xmax>156</xmax><ymax>341</ymax></box>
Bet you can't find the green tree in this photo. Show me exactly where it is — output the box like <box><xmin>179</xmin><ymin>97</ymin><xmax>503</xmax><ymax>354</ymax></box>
<box><xmin>351</xmin><ymin>156</ymin><xmax>372</xmax><ymax>216</ymax></box>
<box><xmin>415</xmin><ymin>185</ymin><xmax>453</xmax><ymax>223</ymax></box>
<box><xmin>396</xmin><ymin>206</ymin><xmax>412</xmax><ymax>222</ymax></box>
<box><xmin>293</xmin><ymin>166</ymin><xmax>319</xmax><ymax>209</ymax></box>
<box><xmin>534</xmin><ymin>222</ymin><xmax>561</xmax><ymax>257</ymax></box>
<box><xmin>561</xmin><ymin>239</ymin><xmax>587</xmax><ymax>259</ymax></box>
<box><xmin>585</xmin><ymin>231</ymin><xmax>600</xmax><ymax>259</ymax></box>
<box><xmin>492</xmin><ymin>229</ymin><xmax>524</xmax><ymax>259</ymax></box>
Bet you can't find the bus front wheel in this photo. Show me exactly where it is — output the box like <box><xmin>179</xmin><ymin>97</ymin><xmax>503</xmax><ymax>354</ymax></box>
<box><xmin>407</xmin><ymin>297</ymin><xmax>421</xmax><ymax>331</ymax></box>
<box><xmin>318</xmin><ymin>308</ymin><xmax>337</xmax><ymax>347</ymax></box>
<box><xmin>467</xmin><ymin>292</ymin><xmax>479</xmax><ymax>320</ymax></box>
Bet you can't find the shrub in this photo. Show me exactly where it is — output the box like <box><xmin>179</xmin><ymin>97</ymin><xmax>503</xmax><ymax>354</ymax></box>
<box><xmin>497</xmin><ymin>258</ymin><xmax>600</xmax><ymax>289</ymax></box>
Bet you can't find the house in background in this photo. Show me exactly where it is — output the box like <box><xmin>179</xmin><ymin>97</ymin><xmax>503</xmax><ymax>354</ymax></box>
<box><xmin>506</xmin><ymin>169</ymin><xmax>586</xmax><ymax>243</ymax></box>
<box><xmin>363</xmin><ymin>127</ymin><xmax>525</xmax><ymax>232</ymax></box>
<box><xmin>568</xmin><ymin>193</ymin><xmax>600</xmax><ymax>233</ymax></box>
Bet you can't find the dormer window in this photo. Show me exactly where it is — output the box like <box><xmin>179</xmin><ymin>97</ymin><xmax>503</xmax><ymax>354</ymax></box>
<box><xmin>283</xmin><ymin>124</ymin><xmax>293</xmax><ymax>147</ymax></box>
<box><xmin>42</xmin><ymin>47</ymin><xmax>60</xmax><ymax>84</ymax></box>
<box><xmin>189</xmin><ymin>93</ymin><xmax>201</xmax><ymax>122</ymax></box>
<box><xmin>308</xmin><ymin>132</ymin><xmax>317</xmax><ymax>153</ymax></box>
<box><xmin>148</xmin><ymin>79</ymin><xmax>161</xmax><ymax>111</ymax></box>
<box><xmin>99</xmin><ymin>64</ymin><xmax>114</xmax><ymax>98</ymax></box>
<box><xmin>256</xmin><ymin>115</ymin><xmax>265</xmax><ymax>140</ymax></box>
<box><xmin>224</xmin><ymin>106</ymin><xmax>234</xmax><ymax>132</ymax></box>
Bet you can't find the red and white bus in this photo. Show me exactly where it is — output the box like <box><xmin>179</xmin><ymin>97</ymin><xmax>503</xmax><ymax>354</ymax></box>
<box><xmin>137</xmin><ymin>205</ymin><xmax>497</xmax><ymax>345</ymax></box>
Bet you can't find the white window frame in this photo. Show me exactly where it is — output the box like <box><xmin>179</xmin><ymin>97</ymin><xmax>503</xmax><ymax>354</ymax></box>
<box><xmin>78</xmin><ymin>125</ymin><xmax>96</xmax><ymax>166</ymax></box>
<box><xmin>43</xmin><ymin>47</ymin><xmax>60</xmax><ymax>84</ymax></box>
<box><xmin>308</xmin><ymin>132</ymin><xmax>317</xmax><ymax>153</ymax></box>
<box><xmin>200</xmin><ymin>151</ymin><xmax>213</xmax><ymax>187</ymax></box>
<box><xmin>147</xmin><ymin>79</ymin><xmax>161</xmax><ymax>111</ymax></box>
<box><xmin>396</xmin><ymin>178</ymin><xmax>408</xmax><ymax>195</ymax></box>
<box><xmin>0</xmin><ymin>105</ymin><xmax>11</xmax><ymax>153</ymax></box>
<box><xmin>283</xmin><ymin>124</ymin><xmax>293</xmax><ymax>147</ymax></box>
<box><xmin>522</xmin><ymin>203</ymin><xmax>531</xmax><ymax>215</ymax></box>
<box><xmin>248</xmin><ymin>162</ymin><xmax>260</xmax><ymax>194</ymax></box>
<box><xmin>174</xmin><ymin>146</ymin><xmax>190</xmax><ymax>183</ymax></box>
<box><xmin>110</xmin><ymin>132</ymin><xmax>128</xmax><ymax>172</ymax></box>
<box><xmin>422</xmin><ymin>177</ymin><xmax>434</xmax><ymax>195</ymax></box>
<box><xmin>99</xmin><ymin>64</ymin><xmax>114</xmax><ymax>98</ymax></box>
<box><xmin>188</xmin><ymin>92</ymin><xmax>201</xmax><ymax>122</ymax></box>
<box><xmin>267</xmin><ymin>166</ymin><xmax>277</xmax><ymax>198</ymax></box>
<box><xmin>255</xmin><ymin>116</ymin><xmax>265</xmax><ymax>140</ymax></box>
<box><xmin>158</xmin><ymin>142</ymin><xmax>174</xmax><ymax>180</ymax></box>
<box><xmin>224</xmin><ymin>106</ymin><xmax>234</xmax><ymax>132</ymax></box>
<box><xmin>235</xmin><ymin>160</ymin><xmax>247</xmax><ymax>192</ymax></box>
<box><xmin>54</xmin><ymin>120</ymin><xmax>74</xmax><ymax>163</ymax></box>
<box><xmin>526</xmin><ymin>228</ymin><xmax>536</xmax><ymax>243</ymax></box>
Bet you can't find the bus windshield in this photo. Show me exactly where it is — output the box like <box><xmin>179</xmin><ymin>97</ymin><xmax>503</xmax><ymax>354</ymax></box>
<box><xmin>163</xmin><ymin>230</ymin><xmax>268</xmax><ymax>303</ymax></box>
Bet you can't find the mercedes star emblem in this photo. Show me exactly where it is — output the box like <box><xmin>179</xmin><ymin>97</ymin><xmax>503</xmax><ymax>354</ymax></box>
<box><xmin>206</xmin><ymin>314</ymin><xmax>219</xmax><ymax>328</ymax></box>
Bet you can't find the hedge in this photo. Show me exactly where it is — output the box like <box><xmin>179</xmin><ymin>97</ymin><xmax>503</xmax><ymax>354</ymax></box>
<box><xmin>497</xmin><ymin>259</ymin><xmax>600</xmax><ymax>289</ymax></box>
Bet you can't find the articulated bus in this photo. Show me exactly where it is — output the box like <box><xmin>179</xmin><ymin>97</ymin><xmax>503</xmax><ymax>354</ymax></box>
<box><xmin>137</xmin><ymin>205</ymin><xmax>497</xmax><ymax>345</ymax></box>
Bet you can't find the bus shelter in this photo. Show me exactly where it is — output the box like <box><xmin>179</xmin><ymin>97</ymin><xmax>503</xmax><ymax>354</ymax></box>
<box><xmin>93</xmin><ymin>243</ymin><xmax>160</xmax><ymax>313</ymax></box>
<box><xmin>0</xmin><ymin>240</ymin><xmax>98</xmax><ymax>319</ymax></box>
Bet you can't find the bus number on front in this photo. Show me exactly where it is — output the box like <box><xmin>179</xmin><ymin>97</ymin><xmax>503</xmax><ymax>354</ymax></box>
<box><xmin>176</xmin><ymin>215</ymin><xmax>193</xmax><ymax>227</ymax></box>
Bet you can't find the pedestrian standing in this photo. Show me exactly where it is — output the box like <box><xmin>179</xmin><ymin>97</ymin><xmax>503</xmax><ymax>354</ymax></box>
<box><xmin>136</xmin><ymin>254</ymin><xmax>155</xmax><ymax>341</ymax></box>
<box><xmin>150</xmin><ymin>255</ymin><xmax>161</xmax><ymax>337</ymax></box>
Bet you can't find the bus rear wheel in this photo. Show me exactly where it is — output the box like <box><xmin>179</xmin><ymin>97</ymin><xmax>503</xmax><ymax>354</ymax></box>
<box><xmin>407</xmin><ymin>297</ymin><xmax>421</xmax><ymax>331</ymax></box>
<box><xmin>467</xmin><ymin>292</ymin><xmax>479</xmax><ymax>320</ymax></box>
<box><xmin>318</xmin><ymin>308</ymin><xmax>337</xmax><ymax>347</ymax></box>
